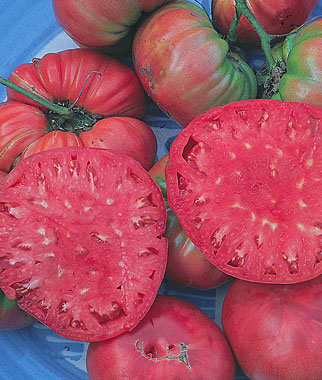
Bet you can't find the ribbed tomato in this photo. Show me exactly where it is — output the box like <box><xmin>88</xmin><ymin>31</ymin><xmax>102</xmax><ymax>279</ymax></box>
<box><xmin>149</xmin><ymin>154</ymin><xmax>231</xmax><ymax>289</ymax></box>
<box><xmin>52</xmin><ymin>0</ymin><xmax>171</xmax><ymax>54</ymax></box>
<box><xmin>0</xmin><ymin>48</ymin><xmax>157</xmax><ymax>171</ymax></box>
<box><xmin>0</xmin><ymin>147</ymin><xmax>168</xmax><ymax>342</ymax></box>
<box><xmin>212</xmin><ymin>0</ymin><xmax>318</xmax><ymax>46</ymax></box>
<box><xmin>265</xmin><ymin>19</ymin><xmax>322</xmax><ymax>110</ymax></box>
<box><xmin>132</xmin><ymin>0</ymin><xmax>257</xmax><ymax>127</ymax></box>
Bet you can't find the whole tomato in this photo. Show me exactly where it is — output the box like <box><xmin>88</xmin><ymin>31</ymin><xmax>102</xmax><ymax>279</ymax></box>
<box><xmin>87</xmin><ymin>295</ymin><xmax>236</xmax><ymax>380</ymax></box>
<box><xmin>212</xmin><ymin>0</ymin><xmax>318</xmax><ymax>46</ymax></box>
<box><xmin>222</xmin><ymin>277</ymin><xmax>322</xmax><ymax>380</ymax></box>
<box><xmin>149</xmin><ymin>154</ymin><xmax>231</xmax><ymax>289</ymax></box>
<box><xmin>263</xmin><ymin>19</ymin><xmax>322</xmax><ymax>109</ymax></box>
<box><xmin>0</xmin><ymin>291</ymin><xmax>35</xmax><ymax>331</ymax></box>
<box><xmin>0</xmin><ymin>48</ymin><xmax>157</xmax><ymax>171</ymax></box>
<box><xmin>52</xmin><ymin>0</ymin><xmax>171</xmax><ymax>55</ymax></box>
<box><xmin>132</xmin><ymin>0</ymin><xmax>257</xmax><ymax>127</ymax></box>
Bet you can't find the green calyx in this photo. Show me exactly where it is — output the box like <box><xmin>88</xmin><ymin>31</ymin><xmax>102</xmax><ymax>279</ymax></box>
<box><xmin>46</xmin><ymin>99</ymin><xmax>104</xmax><ymax>136</ymax></box>
<box><xmin>228</xmin><ymin>0</ymin><xmax>292</xmax><ymax>98</ymax></box>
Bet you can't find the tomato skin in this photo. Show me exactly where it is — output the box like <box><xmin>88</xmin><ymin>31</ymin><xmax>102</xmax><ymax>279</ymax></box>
<box><xmin>222</xmin><ymin>277</ymin><xmax>322</xmax><ymax>380</ymax></box>
<box><xmin>1</xmin><ymin>49</ymin><xmax>157</xmax><ymax>171</ymax></box>
<box><xmin>212</xmin><ymin>0</ymin><xmax>318</xmax><ymax>46</ymax></box>
<box><xmin>52</xmin><ymin>0</ymin><xmax>171</xmax><ymax>53</ymax></box>
<box><xmin>149</xmin><ymin>154</ymin><xmax>231</xmax><ymax>289</ymax></box>
<box><xmin>7</xmin><ymin>49</ymin><xmax>146</xmax><ymax>118</ymax></box>
<box><xmin>0</xmin><ymin>291</ymin><xmax>35</xmax><ymax>331</ymax></box>
<box><xmin>79</xmin><ymin>117</ymin><xmax>157</xmax><ymax>170</ymax></box>
<box><xmin>87</xmin><ymin>295</ymin><xmax>236</xmax><ymax>380</ymax></box>
<box><xmin>270</xmin><ymin>19</ymin><xmax>322</xmax><ymax>108</ymax></box>
<box><xmin>21</xmin><ymin>130</ymin><xmax>83</xmax><ymax>161</ymax></box>
<box><xmin>0</xmin><ymin>102</ymin><xmax>47</xmax><ymax>172</ymax></box>
<box><xmin>132</xmin><ymin>1</ymin><xmax>257</xmax><ymax>127</ymax></box>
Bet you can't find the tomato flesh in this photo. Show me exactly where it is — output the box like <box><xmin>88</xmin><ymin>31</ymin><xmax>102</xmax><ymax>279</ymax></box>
<box><xmin>0</xmin><ymin>147</ymin><xmax>167</xmax><ymax>342</ymax></box>
<box><xmin>166</xmin><ymin>99</ymin><xmax>322</xmax><ymax>283</ymax></box>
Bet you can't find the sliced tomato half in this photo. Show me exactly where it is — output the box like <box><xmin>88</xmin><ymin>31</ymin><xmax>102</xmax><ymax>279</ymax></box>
<box><xmin>166</xmin><ymin>99</ymin><xmax>322</xmax><ymax>284</ymax></box>
<box><xmin>0</xmin><ymin>147</ymin><xmax>167</xmax><ymax>342</ymax></box>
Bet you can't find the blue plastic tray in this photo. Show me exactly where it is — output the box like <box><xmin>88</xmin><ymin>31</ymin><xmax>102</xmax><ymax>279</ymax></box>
<box><xmin>0</xmin><ymin>1</ymin><xmax>321</xmax><ymax>379</ymax></box>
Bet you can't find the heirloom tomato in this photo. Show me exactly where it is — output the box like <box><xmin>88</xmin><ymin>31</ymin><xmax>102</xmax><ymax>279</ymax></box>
<box><xmin>132</xmin><ymin>0</ymin><xmax>257</xmax><ymax>127</ymax></box>
<box><xmin>87</xmin><ymin>295</ymin><xmax>236</xmax><ymax>380</ymax></box>
<box><xmin>0</xmin><ymin>147</ymin><xmax>168</xmax><ymax>342</ymax></box>
<box><xmin>52</xmin><ymin>0</ymin><xmax>171</xmax><ymax>55</ymax></box>
<box><xmin>0</xmin><ymin>48</ymin><xmax>157</xmax><ymax>172</ymax></box>
<box><xmin>222</xmin><ymin>277</ymin><xmax>322</xmax><ymax>380</ymax></box>
<box><xmin>0</xmin><ymin>291</ymin><xmax>35</xmax><ymax>331</ymax></box>
<box><xmin>264</xmin><ymin>19</ymin><xmax>322</xmax><ymax>110</ymax></box>
<box><xmin>212</xmin><ymin>0</ymin><xmax>318</xmax><ymax>46</ymax></box>
<box><xmin>166</xmin><ymin>99</ymin><xmax>322</xmax><ymax>284</ymax></box>
<box><xmin>149</xmin><ymin>154</ymin><xmax>231</xmax><ymax>289</ymax></box>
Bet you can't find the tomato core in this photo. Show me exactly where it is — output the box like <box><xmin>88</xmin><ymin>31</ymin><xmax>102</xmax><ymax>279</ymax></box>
<box><xmin>46</xmin><ymin>100</ymin><xmax>105</xmax><ymax>135</ymax></box>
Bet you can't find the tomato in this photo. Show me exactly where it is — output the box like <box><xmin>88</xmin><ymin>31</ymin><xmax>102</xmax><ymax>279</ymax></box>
<box><xmin>0</xmin><ymin>171</ymin><xmax>6</xmax><ymax>181</ymax></box>
<box><xmin>0</xmin><ymin>48</ymin><xmax>157</xmax><ymax>171</ymax></box>
<box><xmin>86</xmin><ymin>295</ymin><xmax>236</xmax><ymax>380</ymax></box>
<box><xmin>265</xmin><ymin>19</ymin><xmax>322</xmax><ymax>110</ymax></box>
<box><xmin>52</xmin><ymin>0</ymin><xmax>171</xmax><ymax>55</ymax></box>
<box><xmin>166</xmin><ymin>99</ymin><xmax>322</xmax><ymax>284</ymax></box>
<box><xmin>212</xmin><ymin>0</ymin><xmax>318</xmax><ymax>46</ymax></box>
<box><xmin>0</xmin><ymin>146</ymin><xmax>168</xmax><ymax>342</ymax></box>
<box><xmin>0</xmin><ymin>291</ymin><xmax>35</xmax><ymax>331</ymax></box>
<box><xmin>149</xmin><ymin>154</ymin><xmax>231</xmax><ymax>289</ymax></box>
<box><xmin>132</xmin><ymin>0</ymin><xmax>257</xmax><ymax>127</ymax></box>
<box><xmin>222</xmin><ymin>277</ymin><xmax>322</xmax><ymax>380</ymax></box>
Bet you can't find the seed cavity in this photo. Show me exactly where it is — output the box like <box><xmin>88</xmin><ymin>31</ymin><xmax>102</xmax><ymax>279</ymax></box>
<box><xmin>227</xmin><ymin>243</ymin><xmax>247</xmax><ymax>267</ymax></box>
<box><xmin>91</xmin><ymin>232</ymin><xmax>109</xmax><ymax>243</ymax></box>
<box><xmin>138</xmin><ymin>247</ymin><xmax>159</xmax><ymax>257</ymax></box>
<box><xmin>210</xmin><ymin>228</ymin><xmax>227</xmax><ymax>253</ymax></box>
<box><xmin>282</xmin><ymin>251</ymin><xmax>299</xmax><ymax>274</ymax></box>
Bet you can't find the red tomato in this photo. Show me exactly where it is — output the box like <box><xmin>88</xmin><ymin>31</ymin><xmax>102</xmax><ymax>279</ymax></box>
<box><xmin>79</xmin><ymin>117</ymin><xmax>157</xmax><ymax>172</ymax></box>
<box><xmin>0</xmin><ymin>171</ymin><xmax>7</xmax><ymax>181</ymax></box>
<box><xmin>87</xmin><ymin>295</ymin><xmax>236</xmax><ymax>380</ymax></box>
<box><xmin>132</xmin><ymin>0</ymin><xmax>257</xmax><ymax>127</ymax></box>
<box><xmin>0</xmin><ymin>147</ymin><xmax>168</xmax><ymax>342</ymax></box>
<box><xmin>0</xmin><ymin>48</ymin><xmax>157</xmax><ymax>171</ymax></box>
<box><xmin>52</xmin><ymin>0</ymin><xmax>171</xmax><ymax>54</ymax></box>
<box><xmin>149</xmin><ymin>154</ymin><xmax>231</xmax><ymax>289</ymax></box>
<box><xmin>222</xmin><ymin>277</ymin><xmax>322</xmax><ymax>380</ymax></box>
<box><xmin>166</xmin><ymin>99</ymin><xmax>322</xmax><ymax>284</ymax></box>
<box><xmin>212</xmin><ymin>0</ymin><xmax>319</xmax><ymax>46</ymax></box>
<box><xmin>0</xmin><ymin>291</ymin><xmax>35</xmax><ymax>331</ymax></box>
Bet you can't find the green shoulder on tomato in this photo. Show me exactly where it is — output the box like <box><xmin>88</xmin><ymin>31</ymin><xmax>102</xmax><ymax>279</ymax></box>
<box><xmin>266</xmin><ymin>19</ymin><xmax>322</xmax><ymax>107</ymax></box>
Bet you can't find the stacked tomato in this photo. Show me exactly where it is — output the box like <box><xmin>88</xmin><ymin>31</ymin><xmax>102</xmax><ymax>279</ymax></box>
<box><xmin>1</xmin><ymin>0</ymin><xmax>322</xmax><ymax>379</ymax></box>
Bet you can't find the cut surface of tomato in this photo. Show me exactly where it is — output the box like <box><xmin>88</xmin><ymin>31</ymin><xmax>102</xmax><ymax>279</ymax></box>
<box><xmin>0</xmin><ymin>147</ymin><xmax>167</xmax><ymax>342</ymax></box>
<box><xmin>166</xmin><ymin>99</ymin><xmax>322</xmax><ymax>283</ymax></box>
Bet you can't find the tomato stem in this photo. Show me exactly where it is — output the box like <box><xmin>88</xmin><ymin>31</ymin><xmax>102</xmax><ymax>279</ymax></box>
<box><xmin>232</xmin><ymin>0</ymin><xmax>275</xmax><ymax>70</ymax></box>
<box><xmin>0</xmin><ymin>76</ymin><xmax>72</xmax><ymax>118</ymax></box>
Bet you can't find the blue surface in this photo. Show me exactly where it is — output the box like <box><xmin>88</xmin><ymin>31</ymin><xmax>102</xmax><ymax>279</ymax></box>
<box><xmin>0</xmin><ymin>1</ymin><xmax>322</xmax><ymax>379</ymax></box>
